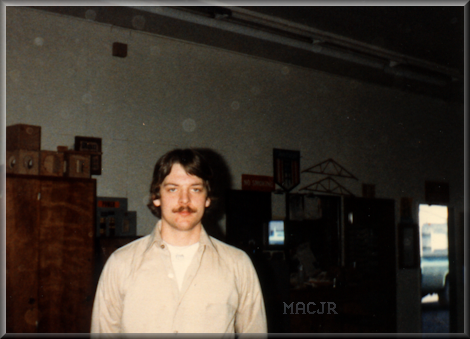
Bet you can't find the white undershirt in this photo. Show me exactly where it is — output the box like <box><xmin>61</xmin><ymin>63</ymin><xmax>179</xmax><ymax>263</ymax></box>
<box><xmin>164</xmin><ymin>241</ymin><xmax>200</xmax><ymax>290</ymax></box>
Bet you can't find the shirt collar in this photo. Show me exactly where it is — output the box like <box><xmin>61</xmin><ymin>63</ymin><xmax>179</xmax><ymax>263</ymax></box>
<box><xmin>145</xmin><ymin>219</ymin><xmax>216</xmax><ymax>252</ymax></box>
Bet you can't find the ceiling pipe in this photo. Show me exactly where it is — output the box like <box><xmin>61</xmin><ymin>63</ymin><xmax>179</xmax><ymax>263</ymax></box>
<box><xmin>226</xmin><ymin>6</ymin><xmax>461</xmax><ymax>80</ymax></box>
<box><xmin>128</xmin><ymin>6</ymin><xmax>452</xmax><ymax>87</ymax></box>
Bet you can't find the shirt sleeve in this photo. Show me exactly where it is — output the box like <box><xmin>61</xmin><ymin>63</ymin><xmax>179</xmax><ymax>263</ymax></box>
<box><xmin>234</xmin><ymin>251</ymin><xmax>268</xmax><ymax>333</ymax></box>
<box><xmin>90</xmin><ymin>253</ymin><xmax>124</xmax><ymax>333</ymax></box>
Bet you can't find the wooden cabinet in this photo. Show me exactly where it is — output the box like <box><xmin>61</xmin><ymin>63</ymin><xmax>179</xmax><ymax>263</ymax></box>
<box><xmin>6</xmin><ymin>174</ymin><xmax>96</xmax><ymax>333</ymax></box>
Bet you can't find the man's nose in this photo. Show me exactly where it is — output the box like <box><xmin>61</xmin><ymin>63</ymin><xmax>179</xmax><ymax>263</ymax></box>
<box><xmin>179</xmin><ymin>189</ymin><xmax>190</xmax><ymax>204</ymax></box>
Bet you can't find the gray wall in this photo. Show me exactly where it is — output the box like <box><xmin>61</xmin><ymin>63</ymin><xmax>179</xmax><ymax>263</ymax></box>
<box><xmin>5</xmin><ymin>7</ymin><xmax>464</xmax><ymax>333</ymax></box>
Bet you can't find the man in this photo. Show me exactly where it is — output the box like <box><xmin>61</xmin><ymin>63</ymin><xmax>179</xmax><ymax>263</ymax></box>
<box><xmin>91</xmin><ymin>149</ymin><xmax>267</xmax><ymax>333</ymax></box>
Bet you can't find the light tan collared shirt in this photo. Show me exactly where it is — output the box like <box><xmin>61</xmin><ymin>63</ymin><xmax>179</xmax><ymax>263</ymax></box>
<box><xmin>91</xmin><ymin>221</ymin><xmax>267</xmax><ymax>333</ymax></box>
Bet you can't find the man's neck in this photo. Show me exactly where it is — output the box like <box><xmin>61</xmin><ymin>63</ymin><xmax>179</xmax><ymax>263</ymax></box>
<box><xmin>160</xmin><ymin>223</ymin><xmax>202</xmax><ymax>246</ymax></box>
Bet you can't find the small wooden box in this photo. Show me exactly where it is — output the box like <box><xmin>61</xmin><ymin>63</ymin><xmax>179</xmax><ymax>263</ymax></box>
<box><xmin>74</xmin><ymin>136</ymin><xmax>101</xmax><ymax>152</ymax></box>
<box><xmin>6</xmin><ymin>150</ymin><xmax>40</xmax><ymax>175</ymax></box>
<box><xmin>88</xmin><ymin>152</ymin><xmax>102</xmax><ymax>175</ymax></box>
<box><xmin>74</xmin><ymin>137</ymin><xmax>102</xmax><ymax>175</ymax></box>
<box><xmin>40</xmin><ymin>151</ymin><xmax>65</xmax><ymax>177</ymax></box>
<box><xmin>64</xmin><ymin>151</ymin><xmax>91</xmax><ymax>178</ymax></box>
<box><xmin>7</xmin><ymin>124</ymin><xmax>41</xmax><ymax>151</ymax></box>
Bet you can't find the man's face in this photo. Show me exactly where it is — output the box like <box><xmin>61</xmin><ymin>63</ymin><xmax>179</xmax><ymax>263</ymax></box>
<box><xmin>153</xmin><ymin>163</ymin><xmax>210</xmax><ymax>233</ymax></box>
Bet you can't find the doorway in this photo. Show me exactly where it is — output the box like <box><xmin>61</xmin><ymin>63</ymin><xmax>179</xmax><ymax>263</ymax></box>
<box><xmin>419</xmin><ymin>204</ymin><xmax>449</xmax><ymax>333</ymax></box>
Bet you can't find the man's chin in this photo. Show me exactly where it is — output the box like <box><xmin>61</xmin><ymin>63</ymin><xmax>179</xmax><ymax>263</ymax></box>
<box><xmin>170</xmin><ymin>221</ymin><xmax>201</xmax><ymax>231</ymax></box>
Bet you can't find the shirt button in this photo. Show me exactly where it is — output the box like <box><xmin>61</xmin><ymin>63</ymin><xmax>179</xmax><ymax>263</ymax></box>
<box><xmin>160</xmin><ymin>244</ymin><xmax>165</xmax><ymax>249</ymax></box>
<box><xmin>168</xmin><ymin>273</ymin><xmax>174</xmax><ymax>279</ymax></box>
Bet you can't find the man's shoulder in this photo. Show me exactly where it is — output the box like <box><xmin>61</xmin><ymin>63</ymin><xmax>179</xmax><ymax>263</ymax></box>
<box><xmin>208</xmin><ymin>237</ymin><xmax>259</xmax><ymax>284</ymax></box>
<box><xmin>208</xmin><ymin>236</ymin><xmax>250</xmax><ymax>261</ymax></box>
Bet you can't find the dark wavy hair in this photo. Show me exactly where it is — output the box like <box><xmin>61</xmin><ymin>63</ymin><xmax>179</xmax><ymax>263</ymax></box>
<box><xmin>147</xmin><ymin>149</ymin><xmax>213</xmax><ymax>218</ymax></box>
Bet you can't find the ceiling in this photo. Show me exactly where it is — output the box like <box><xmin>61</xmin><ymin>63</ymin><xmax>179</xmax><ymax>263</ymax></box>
<box><xmin>241</xmin><ymin>6</ymin><xmax>465</xmax><ymax>76</ymax></box>
<box><xmin>173</xmin><ymin>5</ymin><xmax>465</xmax><ymax>101</ymax></box>
<box><xmin>27</xmin><ymin>5</ymin><xmax>466</xmax><ymax>102</ymax></box>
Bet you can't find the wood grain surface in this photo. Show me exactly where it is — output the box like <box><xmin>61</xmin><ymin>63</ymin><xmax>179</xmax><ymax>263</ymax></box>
<box><xmin>6</xmin><ymin>176</ymin><xmax>40</xmax><ymax>333</ymax></box>
<box><xmin>7</xmin><ymin>175</ymin><xmax>96</xmax><ymax>333</ymax></box>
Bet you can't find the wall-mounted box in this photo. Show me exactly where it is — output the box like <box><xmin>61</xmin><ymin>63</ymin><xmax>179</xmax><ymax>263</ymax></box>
<box><xmin>6</xmin><ymin>124</ymin><xmax>41</xmax><ymax>151</ymax></box>
<box><xmin>118</xmin><ymin>211</ymin><xmax>137</xmax><ymax>237</ymax></box>
<box><xmin>97</xmin><ymin>210</ymin><xmax>123</xmax><ymax>238</ymax></box>
<box><xmin>6</xmin><ymin>150</ymin><xmax>40</xmax><ymax>175</ymax></box>
<box><xmin>97</xmin><ymin>197</ymin><xmax>128</xmax><ymax>211</ymax></box>
<box><xmin>96</xmin><ymin>197</ymin><xmax>128</xmax><ymax>237</ymax></box>
<box><xmin>112</xmin><ymin>42</ymin><xmax>127</xmax><ymax>58</ymax></box>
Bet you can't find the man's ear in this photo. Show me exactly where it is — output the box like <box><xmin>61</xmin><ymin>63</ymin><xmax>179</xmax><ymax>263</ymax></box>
<box><xmin>153</xmin><ymin>199</ymin><xmax>161</xmax><ymax>207</ymax></box>
<box><xmin>205</xmin><ymin>198</ymin><xmax>211</xmax><ymax>208</ymax></box>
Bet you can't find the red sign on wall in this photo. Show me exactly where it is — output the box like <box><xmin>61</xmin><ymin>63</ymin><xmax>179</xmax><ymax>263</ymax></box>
<box><xmin>242</xmin><ymin>174</ymin><xmax>274</xmax><ymax>192</ymax></box>
<box><xmin>97</xmin><ymin>200</ymin><xmax>121</xmax><ymax>208</ymax></box>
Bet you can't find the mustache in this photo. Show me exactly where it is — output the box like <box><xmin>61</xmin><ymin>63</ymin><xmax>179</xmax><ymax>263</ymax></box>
<box><xmin>172</xmin><ymin>206</ymin><xmax>197</xmax><ymax>213</ymax></box>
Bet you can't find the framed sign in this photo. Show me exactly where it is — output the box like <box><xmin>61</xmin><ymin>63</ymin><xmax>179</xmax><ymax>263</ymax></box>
<box><xmin>273</xmin><ymin>148</ymin><xmax>300</xmax><ymax>192</ymax></box>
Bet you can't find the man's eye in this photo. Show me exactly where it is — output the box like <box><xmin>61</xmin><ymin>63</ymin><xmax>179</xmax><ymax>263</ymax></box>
<box><xmin>168</xmin><ymin>188</ymin><xmax>177</xmax><ymax>192</ymax></box>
